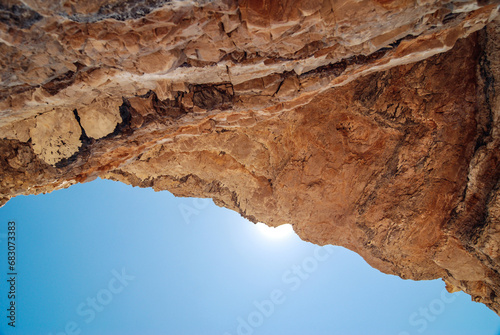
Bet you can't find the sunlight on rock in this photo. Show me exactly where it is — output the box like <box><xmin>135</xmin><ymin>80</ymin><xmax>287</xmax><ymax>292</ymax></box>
<box><xmin>256</xmin><ymin>223</ymin><xmax>294</xmax><ymax>240</ymax></box>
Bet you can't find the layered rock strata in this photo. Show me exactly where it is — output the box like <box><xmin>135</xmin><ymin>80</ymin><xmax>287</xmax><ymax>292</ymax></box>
<box><xmin>1</xmin><ymin>0</ymin><xmax>500</xmax><ymax>315</ymax></box>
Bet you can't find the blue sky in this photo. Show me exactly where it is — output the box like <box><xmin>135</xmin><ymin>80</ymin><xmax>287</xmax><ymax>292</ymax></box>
<box><xmin>0</xmin><ymin>178</ymin><xmax>499</xmax><ymax>335</ymax></box>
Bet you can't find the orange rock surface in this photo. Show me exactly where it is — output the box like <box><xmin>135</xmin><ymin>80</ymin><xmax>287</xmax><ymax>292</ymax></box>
<box><xmin>0</xmin><ymin>0</ymin><xmax>500</xmax><ymax>315</ymax></box>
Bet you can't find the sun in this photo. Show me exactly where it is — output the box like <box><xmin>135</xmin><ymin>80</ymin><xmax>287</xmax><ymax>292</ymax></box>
<box><xmin>255</xmin><ymin>222</ymin><xmax>294</xmax><ymax>239</ymax></box>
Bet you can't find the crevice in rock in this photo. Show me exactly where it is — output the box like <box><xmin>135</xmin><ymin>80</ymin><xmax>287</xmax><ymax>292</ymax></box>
<box><xmin>298</xmin><ymin>34</ymin><xmax>414</xmax><ymax>81</ymax></box>
<box><xmin>0</xmin><ymin>84</ymin><xmax>38</xmax><ymax>103</ymax></box>
<box><xmin>42</xmin><ymin>70</ymin><xmax>77</xmax><ymax>96</ymax></box>
<box><xmin>72</xmin><ymin>109</ymin><xmax>92</xmax><ymax>147</ymax></box>
<box><xmin>0</xmin><ymin>3</ymin><xmax>43</xmax><ymax>29</ymax></box>
<box><xmin>192</xmin><ymin>83</ymin><xmax>234</xmax><ymax>110</ymax></box>
<box><xmin>54</xmin><ymin>109</ymin><xmax>93</xmax><ymax>169</ymax></box>
<box><xmin>62</xmin><ymin>0</ymin><xmax>171</xmax><ymax>23</ymax></box>
<box><xmin>107</xmin><ymin>98</ymin><xmax>133</xmax><ymax>138</ymax></box>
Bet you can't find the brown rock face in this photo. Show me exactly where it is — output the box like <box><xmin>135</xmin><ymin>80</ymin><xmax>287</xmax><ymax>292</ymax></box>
<box><xmin>0</xmin><ymin>0</ymin><xmax>500</xmax><ymax>315</ymax></box>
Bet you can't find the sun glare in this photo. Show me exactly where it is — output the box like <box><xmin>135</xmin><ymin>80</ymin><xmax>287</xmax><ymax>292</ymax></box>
<box><xmin>256</xmin><ymin>222</ymin><xmax>294</xmax><ymax>239</ymax></box>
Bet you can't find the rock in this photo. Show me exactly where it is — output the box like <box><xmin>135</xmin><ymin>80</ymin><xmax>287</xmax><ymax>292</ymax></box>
<box><xmin>77</xmin><ymin>97</ymin><xmax>123</xmax><ymax>139</ymax></box>
<box><xmin>0</xmin><ymin>0</ymin><xmax>500</xmax><ymax>316</ymax></box>
<box><xmin>29</xmin><ymin>108</ymin><xmax>82</xmax><ymax>166</ymax></box>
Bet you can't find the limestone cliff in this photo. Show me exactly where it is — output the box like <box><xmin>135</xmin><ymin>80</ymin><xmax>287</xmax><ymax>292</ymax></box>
<box><xmin>1</xmin><ymin>0</ymin><xmax>500</xmax><ymax>315</ymax></box>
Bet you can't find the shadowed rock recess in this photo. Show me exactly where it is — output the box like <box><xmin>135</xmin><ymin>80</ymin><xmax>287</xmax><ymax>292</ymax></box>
<box><xmin>0</xmin><ymin>0</ymin><xmax>500</xmax><ymax>314</ymax></box>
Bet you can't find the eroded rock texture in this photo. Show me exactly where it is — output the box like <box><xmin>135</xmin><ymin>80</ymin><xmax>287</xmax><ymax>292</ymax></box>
<box><xmin>0</xmin><ymin>0</ymin><xmax>500</xmax><ymax>315</ymax></box>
